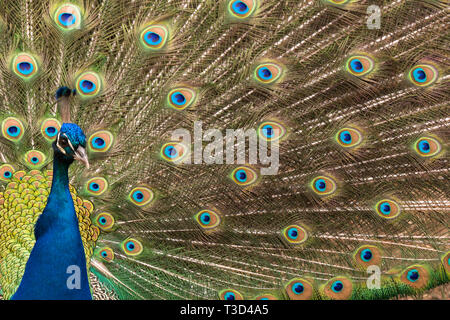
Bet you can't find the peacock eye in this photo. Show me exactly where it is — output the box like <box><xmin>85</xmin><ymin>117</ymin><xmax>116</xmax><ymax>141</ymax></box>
<box><xmin>97</xmin><ymin>247</ymin><xmax>114</xmax><ymax>262</ymax></box>
<box><xmin>85</xmin><ymin>177</ymin><xmax>108</xmax><ymax>196</ymax></box>
<box><xmin>219</xmin><ymin>289</ymin><xmax>243</xmax><ymax>300</ymax></box>
<box><xmin>231</xmin><ymin>166</ymin><xmax>258</xmax><ymax>186</ymax></box>
<box><xmin>128</xmin><ymin>186</ymin><xmax>154</xmax><ymax>206</ymax></box>
<box><xmin>0</xmin><ymin>164</ymin><xmax>15</xmax><ymax>182</ymax></box>
<box><xmin>59</xmin><ymin>136</ymin><xmax>69</xmax><ymax>148</ymax></box>
<box><xmin>95</xmin><ymin>212</ymin><xmax>115</xmax><ymax>231</ymax></box>
<box><xmin>12</xmin><ymin>53</ymin><xmax>39</xmax><ymax>80</ymax></box>
<box><xmin>346</xmin><ymin>55</ymin><xmax>375</xmax><ymax>77</ymax></box>
<box><xmin>400</xmin><ymin>265</ymin><xmax>429</xmax><ymax>288</ymax></box>
<box><xmin>311</xmin><ymin>175</ymin><xmax>337</xmax><ymax>196</ymax></box>
<box><xmin>258</xmin><ymin>121</ymin><xmax>286</xmax><ymax>141</ymax></box>
<box><xmin>140</xmin><ymin>24</ymin><xmax>169</xmax><ymax>51</ymax></box>
<box><xmin>254</xmin><ymin>63</ymin><xmax>283</xmax><ymax>84</ymax></box>
<box><xmin>167</xmin><ymin>87</ymin><xmax>197</xmax><ymax>110</ymax></box>
<box><xmin>228</xmin><ymin>0</ymin><xmax>257</xmax><ymax>19</ymax></box>
<box><xmin>323</xmin><ymin>277</ymin><xmax>353</xmax><ymax>300</ymax></box>
<box><xmin>282</xmin><ymin>224</ymin><xmax>308</xmax><ymax>244</ymax></box>
<box><xmin>285</xmin><ymin>278</ymin><xmax>313</xmax><ymax>300</ymax></box>
<box><xmin>121</xmin><ymin>238</ymin><xmax>143</xmax><ymax>256</ymax></box>
<box><xmin>336</xmin><ymin>127</ymin><xmax>363</xmax><ymax>148</ymax></box>
<box><xmin>413</xmin><ymin>137</ymin><xmax>441</xmax><ymax>158</ymax></box>
<box><xmin>375</xmin><ymin>199</ymin><xmax>401</xmax><ymax>219</ymax></box>
<box><xmin>24</xmin><ymin>150</ymin><xmax>46</xmax><ymax>169</ymax></box>
<box><xmin>408</xmin><ymin>64</ymin><xmax>438</xmax><ymax>87</ymax></box>
<box><xmin>195</xmin><ymin>210</ymin><xmax>221</xmax><ymax>229</ymax></box>
<box><xmin>54</xmin><ymin>4</ymin><xmax>82</xmax><ymax>31</ymax></box>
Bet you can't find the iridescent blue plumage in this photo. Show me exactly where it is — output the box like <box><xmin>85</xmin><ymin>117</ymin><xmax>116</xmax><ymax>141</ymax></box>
<box><xmin>12</xmin><ymin>122</ymin><xmax>91</xmax><ymax>300</ymax></box>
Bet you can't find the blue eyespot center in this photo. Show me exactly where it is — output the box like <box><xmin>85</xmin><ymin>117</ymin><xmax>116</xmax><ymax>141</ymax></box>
<box><xmin>171</xmin><ymin>92</ymin><xmax>186</xmax><ymax>106</ymax></box>
<box><xmin>31</xmin><ymin>157</ymin><xmax>39</xmax><ymax>164</ymax></box>
<box><xmin>99</xmin><ymin>217</ymin><xmax>107</xmax><ymax>225</ymax></box>
<box><xmin>361</xmin><ymin>249</ymin><xmax>373</xmax><ymax>262</ymax></box>
<box><xmin>340</xmin><ymin>131</ymin><xmax>352</xmax><ymax>144</ymax></box>
<box><xmin>262</xmin><ymin>125</ymin><xmax>274</xmax><ymax>138</ymax></box>
<box><xmin>315</xmin><ymin>179</ymin><xmax>326</xmax><ymax>191</ymax></box>
<box><xmin>145</xmin><ymin>32</ymin><xmax>162</xmax><ymax>45</ymax></box>
<box><xmin>7</xmin><ymin>126</ymin><xmax>20</xmax><ymax>137</ymax></box>
<box><xmin>4</xmin><ymin>171</ymin><xmax>11</xmax><ymax>178</ymax></box>
<box><xmin>133</xmin><ymin>191</ymin><xmax>144</xmax><ymax>202</ymax></box>
<box><xmin>292</xmin><ymin>282</ymin><xmax>304</xmax><ymax>294</ymax></box>
<box><xmin>236</xmin><ymin>169</ymin><xmax>247</xmax><ymax>182</ymax></box>
<box><xmin>80</xmin><ymin>80</ymin><xmax>96</xmax><ymax>93</ymax></box>
<box><xmin>93</xmin><ymin>137</ymin><xmax>106</xmax><ymax>148</ymax></box>
<box><xmin>380</xmin><ymin>202</ymin><xmax>391</xmax><ymax>215</ymax></box>
<box><xmin>224</xmin><ymin>292</ymin><xmax>235</xmax><ymax>300</ymax></box>
<box><xmin>126</xmin><ymin>242</ymin><xmax>135</xmax><ymax>251</ymax></box>
<box><xmin>233</xmin><ymin>1</ymin><xmax>249</xmax><ymax>14</ymax></box>
<box><xmin>45</xmin><ymin>126</ymin><xmax>57</xmax><ymax>137</ymax></box>
<box><xmin>350</xmin><ymin>59</ymin><xmax>363</xmax><ymax>72</ymax></box>
<box><xmin>288</xmin><ymin>228</ymin><xmax>298</xmax><ymax>240</ymax></box>
<box><xmin>59</xmin><ymin>13</ymin><xmax>76</xmax><ymax>26</ymax></box>
<box><xmin>331</xmin><ymin>280</ymin><xmax>344</xmax><ymax>293</ymax></box>
<box><xmin>413</xmin><ymin>68</ymin><xmax>427</xmax><ymax>83</ymax></box>
<box><xmin>407</xmin><ymin>269</ymin><xmax>419</xmax><ymax>282</ymax></box>
<box><xmin>200</xmin><ymin>213</ymin><xmax>211</xmax><ymax>225</ymax></box>
<box><xmin>418</xmin><ymin>140</ymin><xmax>430</xmax><ymax>153</ymax></box>
<box><xmin>258</xmin><ymin>67</ymin><xmax>272</xmax><ymax>80</ymax></box>
<box><xmin>90</xmin><ymin>183</ymin><xmax>100</xmax><ymax>191</ymax></box>
<box><xmin>164</xmin><ymin>146</ymin><xmax>178</xmax><ymax>158</ymax></box>
<box><xmin>18</xmin><ymin>62</ymin><xmax>33</xmax><ymax>75</ymax></box>
<box><xmin>101</xmin><ymin>251</ymin><xmax>108</xmax><ymax>257</ymax></box>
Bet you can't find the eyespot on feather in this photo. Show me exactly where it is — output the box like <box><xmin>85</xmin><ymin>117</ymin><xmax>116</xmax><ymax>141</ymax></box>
<box><xmin>12</xmin><ymin>53</ymin><xmax>39</xmax><ymax>80</ymax></box>
<box><xmin>2</xmin><ymin>117</ymin><xmax>25</xmax><ymax>142</ymax></box>
<box><xmin>323</xmin><ymin>277</ymin><xmax>353</xmax><ymax>300</ymax></box>
<box><xmin>41</xmin><ymin>118</ymin><xmax>61</xmax><ymax>141</ymax></box>
<box><xmin>285</xmin><ymin>278</ymin><xmax>314</xmax><ymax>300</ymax></box>
<box><xmin>227</xmin><ymin>0</ymin><xmax>257</xmax><ymax>19</ymax></box>
<box><xmin>0</xmin><ymin>164</ymin><xmax>15</xmax><ymax>182</ymax></box>
<box><xmin>88</xmin><ymin>130</ymin><xmax>114</xmax><ymax>153</ymax></box>
<box><xmin>335</xmin><ymin>127</ymin><xmax>363</xmax><ymax>148</ymax></box>
<box><xmin>254</xmin><ymin>294</ymin><xmax>277</xmax><ymax>300</ymax></box>
<box><xmin>353</xmin><ymin>245</ymin><xmax>382</xmax><ymax>268</ymax></box>
<box><xmin>128</xmin><ymin>186</ymin><xmax>154</xmax><ymax>206</ymax></box>
<box><xmin>85</xmin><ymin>177</ymin><xmax>108</xmax><ymax>196</ymax></box>
<box><xmin>140</xmin><ymin>24</ymin><xmax>169</xmax><ymax>50</ymax></box>
<box><xmin>161</xmin><ymin>142</ymin><xmax>189</xmax><ymax>163</ymax></box>
<box><xmin>194</xmin><ymin>210</ymin><xmax>221</xmax><ymax>230</ymax></box>
<box><xmin>346</xmin><ymin>55</ymin><xmax>374</xmax><ymax>77</ymax></box>
<box><xmin>54</xmin><ymin>4</ymin><xmax>82</xmax><ymax>31</ymax></box>
<box><xmin>76</xmin><ymin>72</ymin><xmax>102</xmax><ymax>98</ymax></box>
<box><xmin>219</xmin><ymin>289</ymin><xmax>243</xmax><ymax>300</ymax></box>
<box><xmin>254</xmin><ymin>63</ymin><xmax>283</xmax><ymax>84</ymax></box>
<box><xmin>95</xmin><ymin>212</ymin><xmax>115</xmax><ymax>231</ymax></box>
<box><xmin>282</xmin><ymin>224</ymin><xmax>308</xmax><ymax>245</ymax></box>
<box><xmin>121</xmin><ymin>238</ymin><xmax>143</xmax><ymax>256</ymax></box>
<box><xmin>167</xmin><ymin>87</ymin><xmax>197</xmax><ymax>110</ymax></box>
<box><xmin>400</xmin><ymin>265</ymin><xmax>429</xmax><ymax>289</ymax></box>
<box><xmin>231</xmin><ymin>166</ymin><xmax>258</xmax><ymax>186</ymax></box>
<box><xmin>97</xmin><ymin>247</ymin><xmax>114</xmax><ymax>262</ymax></box>
<box><xmin>413</xmin><ymin>137</ymin><xmax>441</xmax><ymax>158</ymax></box>
<box><xmin>407</xmin><ymin>64</ymin><xmax>438</xmax><ymax>87</ymax></box>
<box><xmin>258</xmin><ymin>121</ymin><xmax>286</xmax><ymax>142</ymax></box>
<box><xmin>310</xmin><ymin>175</ymin><xmax>337</xmax><ymax>196</ymax></box>
<box><xmin>24</xmin><ymin>150</ymin><xmax>47</xmax><ymax>169</ymax></box>
<box><xmin>375</xmin><ymin>199</ymin><xmax>401</xmax><ymax>219</ymax></box>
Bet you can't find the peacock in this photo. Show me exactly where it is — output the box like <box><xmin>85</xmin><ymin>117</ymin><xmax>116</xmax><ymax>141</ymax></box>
<box><xmin>0</xmin><ymin>0</ymin><xmax>448</xmax><ymax>300</ymax></box>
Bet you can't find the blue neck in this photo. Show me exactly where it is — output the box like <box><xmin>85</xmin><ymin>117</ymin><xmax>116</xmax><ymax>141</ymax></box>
<box><xmin>12</xmin><ymin>154</ymin><xmax>92</xmax><ymax>300</ymax></box>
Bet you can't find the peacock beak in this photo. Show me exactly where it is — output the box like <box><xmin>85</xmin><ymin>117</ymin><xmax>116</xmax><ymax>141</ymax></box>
<box><xmin>74</xmin><ymin>146</ymin><xmax>89</xmax><ymax>169</ymax></box>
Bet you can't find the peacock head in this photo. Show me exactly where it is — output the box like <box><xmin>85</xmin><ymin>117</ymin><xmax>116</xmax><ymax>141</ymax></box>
<box><xmin>53</xmin><ymin>123</ymin><xmax>89</xmax><ymax>168</ymax></box>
